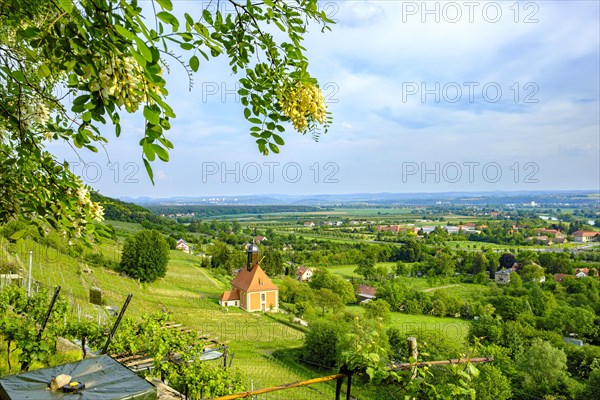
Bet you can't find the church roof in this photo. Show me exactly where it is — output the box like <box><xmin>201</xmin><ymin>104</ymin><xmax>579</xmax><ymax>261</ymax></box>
<box><xmin>230</xmin><ymin>264</ymin><xmax>278</xmax><ymax>292</ymax></box>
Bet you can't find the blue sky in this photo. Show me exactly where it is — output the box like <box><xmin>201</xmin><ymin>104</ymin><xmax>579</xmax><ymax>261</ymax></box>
<box><xmin>48</xmin><ymin>0</ymin><xmax>600</xmax><ymax>198</ymax></box>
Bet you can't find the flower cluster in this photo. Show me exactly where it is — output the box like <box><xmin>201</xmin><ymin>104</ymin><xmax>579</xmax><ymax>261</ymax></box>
<box><xmin>18</xmin><ymin>97</ymin><xmax>50</xmax><ymax>131</ymax></box>
<box><xmin>88</xmin><ymin>55</ymin><xmax>161</xmax><ymax>113</ymax></box>
<box><xmin>60</xmin><ymin>184</ymin><xmax>105</xmax><ymax>237</ymax></box>
<box><xmin>278</xmin><ymin>81</ymin><xmax>327</xmax><ymax>132</ymax></box>
<box><xmin>75</xmin><ymin>186</ymin><xmax>104</xmax><ymax>223</ymax></box>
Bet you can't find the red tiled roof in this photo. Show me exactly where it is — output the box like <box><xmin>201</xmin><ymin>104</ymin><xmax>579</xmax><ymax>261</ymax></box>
<box><xmin>296</xmin><ymin>266</ymin><xmax>311</xmax><ymax>276</ymax></box>
<box><xmin>220</xmin><ymin>290</ymin><xmax>240</xmax><ymax>301</ymax></box>
<box><xmin>554</xmin><ymin>273</ymin><xmax>570</xmax><ymax>282</ymax></box>
<box><xmin>230</xmin><ymin>264</ymin><xmax>278</xmax><ymax>292</ymax></box>
<box><xmin>356</xmin><ymin>284</ymin><xmax>377</xmax><ymax>297</ymax></box>
<box><xmin>573</xmin><ymin>230</ymin><xmax>598</xmax><ymax>237</ymax></box>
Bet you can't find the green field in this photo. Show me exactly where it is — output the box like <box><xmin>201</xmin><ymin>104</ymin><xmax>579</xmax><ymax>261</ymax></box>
<box><xmin>347</xmin><ymin>305</ymin><xmax>470</xmax><ymax>351</ymax></box>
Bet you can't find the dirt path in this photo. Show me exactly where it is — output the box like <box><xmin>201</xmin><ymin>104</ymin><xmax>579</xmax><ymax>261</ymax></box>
<box><xmin>422</xmin><ymin>284</ymin><xmax>460</xmax><ymax>292</ymax></box>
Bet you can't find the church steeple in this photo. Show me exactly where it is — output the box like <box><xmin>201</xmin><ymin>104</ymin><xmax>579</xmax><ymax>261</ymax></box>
<box><xmin>247</xmin><ymin>242</ymin><xmax>259</xmax><ymax>271</ymax></box>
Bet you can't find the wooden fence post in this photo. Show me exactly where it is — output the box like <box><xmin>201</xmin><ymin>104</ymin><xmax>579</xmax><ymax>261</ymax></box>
<box><xmin>408</xmin><ymin>336</ymin><xmax>418</xmax><ymax>380</ymax></box>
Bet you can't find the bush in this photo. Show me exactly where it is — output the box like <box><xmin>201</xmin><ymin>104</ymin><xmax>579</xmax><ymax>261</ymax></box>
<box><xmin>120</xmin><ymin>230</ymin><xmax>170</xmax><ymax>282</ymax></box>
<box><xmin>302</xmin><ymin>319</ymin><xmax>343</xmax><ymax>370</ymax></box>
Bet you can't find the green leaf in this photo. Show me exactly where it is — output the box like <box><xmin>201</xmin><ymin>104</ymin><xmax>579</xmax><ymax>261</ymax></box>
<box><xmin>189</xmin><ymin>55</ymin><xmax>199</xmax><ymax>72</ymax></box>
<box><xmin>143</xmin><ymin>106</ymin><xmax>160</xmax><ymax>125</ymax></box>
<box><xmin>73</xmin><ymin>95</ymin><xmax>90</xmax><ymax>106</ymax></box>
<box><xmin>114</xmin><ymin>24</ymin><xmax>135</xmax><ymax>40</ymax></box>
<box><xmin>152</xmin><ymin>144</ymin><xmax>169</xmax><ymax>162</ymax></box>
<box><xmin>135</xmin><ymin>37</ymin><xmax>153</xmax><ymax>62</ymax></box>
<box><xmin>57</xmin><ymin>0</ymin><xmax>73</xmax><ymax>12</ymax></box>
<box><xmin>272</xmin><ymin>134</ymin><xmax>285</xmax><ymax>145</ymax></box>
<box><xmin>10</xmin><ymin>229</ymin><xmax>27</xmax><ymax>241</ymax></box>
<box><xmin>143</xmin><ymin>158</ymin><xmax>155</xmax><ymax>185</ymax></box>
<box><xmin>202</xmin><ymin>9</ymin><xmax>213</xmax><ymax>25</ymax></box>
<box><xmin>269</xmin><ymin>143</ymin><xmax>280</xmax><ymax>154</ymax></box>
<box><xmin>131</xmin><ymin>50</ymin><xmax>146</xmax><ymax>67</ymax></box>
<box><xmin>156</xmin><ymin>0</ymin><xmax>173</xmax><ymax>11</ymax></box>
<box><xmin>157</xmin><ymin>11</ymin><xmax>179</xmax><ymax>30</ymax></box>
<box><xmin>38</xmin><ymin>64</ymin><xmax>51</xmax><ymax>78</ymax></box>
<box><xmin>248</xmin><ymin>117</ymin><xmax>261</xmax><ymax>124</ymax></box>
<box><xmin>143</xmin><ymin>141</ymin><xmax>156</xmax><ymax>162</ymax></box>
<box><xmin>243</xmin><ymin>108</ymin><xmax>251</xmax><ymax>119</ymax></box>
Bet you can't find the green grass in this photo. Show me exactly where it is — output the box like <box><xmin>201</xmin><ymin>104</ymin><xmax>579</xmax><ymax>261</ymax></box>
<box><xmin>328</xmin><ymin>262</ymin><xmax>397</xmax><ymax>279</ymax></box>
<box><xmin>347</xmin><ymin>305</ymin><xmax>470</xmax><ymax>350</ymax></box>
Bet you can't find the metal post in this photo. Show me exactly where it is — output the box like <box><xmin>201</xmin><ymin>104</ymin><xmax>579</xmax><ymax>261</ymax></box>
<box><xmin>27</xmin><ymin>251</ymin><xmax>32</xmax><ymax>299</ymax></box>
<box><xmin>345</xmin><ymin>372</ymin><xmax>352</xmax><ymax>400</ymax></box>
<box><xmin>101</xmin><ymin>293</ymin><xmax>133</xmax><ymax>355</ymax></box>
<box><xmin>21</xmin><ymin>286</ymin><xmax>61</xmax><ymax>372</ymax></box>
<box><xmin>39</xmin><ymin>286</ymin><xmax>61</xmax><ymax>335</ymax></box>
<box><xmin>335</xmin><ymin>377</ymin><xmax>343</xmax><ymax>400</ymax></box>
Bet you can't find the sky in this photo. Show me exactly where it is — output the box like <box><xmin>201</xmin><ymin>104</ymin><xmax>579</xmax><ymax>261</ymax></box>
<box><xmin>47</xmin><ymin>0</ymin><xmax>600</xmax><ymax>199</ymax></box>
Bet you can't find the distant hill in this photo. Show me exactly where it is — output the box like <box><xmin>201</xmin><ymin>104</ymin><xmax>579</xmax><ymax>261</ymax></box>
<box><xmin>121</xmin><ymin>190</ymin><xmax>600</xmax><ymax>207</ymax></box>
<box><xmin>91</xmin><ymin>192</ymin><xmax>163</xmax><ymax>224</ymax></box>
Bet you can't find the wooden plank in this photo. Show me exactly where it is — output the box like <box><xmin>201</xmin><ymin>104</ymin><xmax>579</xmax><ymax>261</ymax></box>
<box><xmin>125</xmin><ymin>357</ymin><xmax>155</xmax><ymax>367</ymax></box>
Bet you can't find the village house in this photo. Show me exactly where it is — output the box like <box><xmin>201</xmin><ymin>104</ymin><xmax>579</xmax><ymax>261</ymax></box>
<box><xmin>495</xmin><ymin>268</ymin><xmax>513</xmax><ymax>284</ymax></box>
<box><xmin>255</xmin><ymin>235</ymin><xmax>267</xmax><ymax>243</ymax></box>
<box><xmin>175</xmin><ymin>239</ymin><xmax>190</xmax><ymax>253</ymax></box>
<box><xmin>303</xmin><ymin>221</ymin><xmax>315</xmax><ymax>227</ymax></box>
<box><xmin>536</xmin><ymin>228</ymin><xmax>566</xmax><ymax>238</ymax></box>
<box><xmin>526</xmin><ymin>236</ymin><xmax>550</xmax><ymax>245</ymax></box>
<box><xmin>575</xmin><ymin>268</ymin><xmax>589</xmax><ymax>278</ymax></box>
<box><xmin>572</xmin><ymin>230</ymin><xmax>599</xmax><ymax>242</ymax></box>
<box><xmin>355</xmin><ymin>284</ymin><xmax>377</xmax><ymax>303</ymax></box>
<box><xmin>219</xmin><ymin>244</ymin><xmax>279</xmax><ymax>312</ymax></box>
<box><xmin>296</xmin><ymin>266</ymin><xmax>313</xmax><ymax>282</ymax></box>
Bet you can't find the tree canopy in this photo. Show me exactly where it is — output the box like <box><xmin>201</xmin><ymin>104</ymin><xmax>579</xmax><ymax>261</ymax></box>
<box><xmin>120</xmin><ymin>229</ymin><xmax>170</xmax><ymax>282</ymax></box>
<box><xmin>0</xmin><ymin>0</ymin><xmax>333</xmax><ymax>238</ymax></box>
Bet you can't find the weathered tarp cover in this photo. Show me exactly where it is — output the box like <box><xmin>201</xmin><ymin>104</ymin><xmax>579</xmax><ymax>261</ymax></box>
<box><xmin>0</xmin><ymin>355</ymin><xmax>156</xmax><ymax>400</ymax></box>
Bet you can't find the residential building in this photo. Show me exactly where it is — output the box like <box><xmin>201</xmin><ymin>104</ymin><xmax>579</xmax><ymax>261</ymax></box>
<box><xmin>355</xmin><ymin>284</ymin><xmax>377</xmax><ymax>303</ymax></box>
<box><xmin>296</xmin><ymin>266</ymin><xmax>313</xmax><ymax>282</ymax></box>
<box><xmin>495</xmin><ymin>268</ymin><xmax>513</xmax><ymax>284</ymax></box>
<box><xmin>255</xmin><ymin>235</ymin><xmax>267</xmax><ymax>243</ymax></box>
<box><xmin>176</xmin><ymin>239</ymin><xmax>190</xmax><ymax>253</ymax></box>
<box><xmin>572</xmin><ymin>230</ymin><xmax>599</xmax><ymax>242</ymax></box>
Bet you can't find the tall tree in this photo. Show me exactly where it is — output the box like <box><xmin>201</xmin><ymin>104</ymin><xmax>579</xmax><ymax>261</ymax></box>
<box><xmin>517</xmin><ymin>339</ymin><xmax>569</xmax><ymax>396</ymax></box>
<box><xmin>120</xmin><ymin>229</ymin><xmax>170</xmax><ymax>282</ymax></box>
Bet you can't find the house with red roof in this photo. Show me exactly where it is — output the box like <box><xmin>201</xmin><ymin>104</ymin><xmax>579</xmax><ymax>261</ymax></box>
<box><xmin>536</xmin><ymin>228</ymin><xmax>565</xmax><ymax>238</ymax></box>
<box><xmin>176</xmin><ymin>239</ymin><xmax>190</xmax><ymax>253</ymax></box>
<box><xmin>296</xmin><ymin>266</ymin><xmax>313</xmax><ymax>282</ymax></box>
<box><xmin>355</xmin><ymin>284</ymin><xmax>377</xmax><ymax>303</ymax></box>
<box><xmin>219</xmin><ymin>244</ymin><xmax>278</xmax><ymax>312</ymax></box>
<box><xmin>572</xmin><ymin>230</ymin><xmax>599</xmax><ymax>242</ymax></box>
